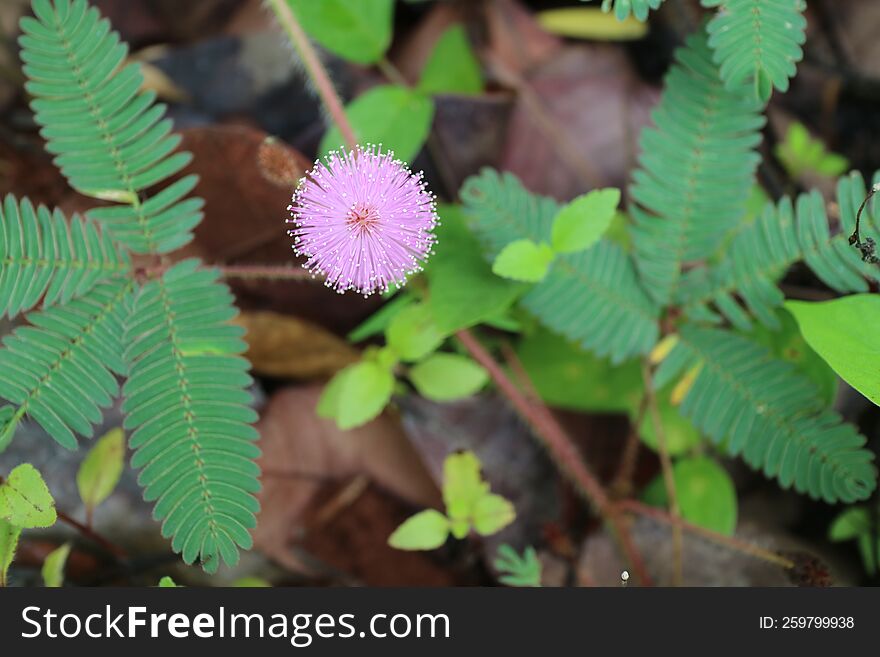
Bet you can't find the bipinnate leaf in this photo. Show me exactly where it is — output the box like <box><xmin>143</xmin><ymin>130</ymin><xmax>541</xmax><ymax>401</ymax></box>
<box><xmin>0</xmin><ymin>464</ymin><xmax>56</xmax><ymax>528</ymax></box>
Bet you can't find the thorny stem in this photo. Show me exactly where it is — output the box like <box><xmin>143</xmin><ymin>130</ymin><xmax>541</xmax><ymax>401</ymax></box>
<box><xmin>849</xmin><ymin>183</ymin><xmax>880</xmax><ymax>263</ymax></box>
<box><xmin>56</xmin><ymin>510</ymin><xmax>128</xmax><ymax>560</ymax></box>
<box><xmin>456</xmin><ymin>329</ymin><xmax>654</xmax><ymax>586</ymax></box>
<box><xmin>266</xmin><ymin>0</ymin><xmax>358</xmax><ymax>151</ymax></box>
<box><xmin>616</xmin><ymin>500</ymin><xmax>796</xmax><ymax>571</ymax></box>
<box><xmin>641</xmin><ymin>361</ymin><xmax>683</xmax><ymax>586</ymax></box>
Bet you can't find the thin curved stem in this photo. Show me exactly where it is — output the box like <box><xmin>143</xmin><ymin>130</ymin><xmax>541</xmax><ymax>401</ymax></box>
<box><xmin>266</xmin><ymin>0</ymin><xmax>358</xmax><ymax>151</ymax></box>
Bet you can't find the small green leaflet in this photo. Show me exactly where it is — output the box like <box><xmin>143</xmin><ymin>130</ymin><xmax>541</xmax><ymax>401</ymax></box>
<box><xmin>494</xmin><ymin>544</ymin><xmax>542</xmax><ymax>587</ymax></box>
<box><xmin>319</xmin><ymin>85</ymin><xmax>434</xmax><ymax>164</ymax></box>
<box><xmin>317</xmin><ymin>360</ymin><xmax>394</xmax><ymax>430</ymax></box>
<box><xmin>775</xmin><ymin>122</ymin><xmax>848</xmax><ymax>179</ymax></box>
<box><xmin>77</xmin><ymin>428</ymin><xmax>125</xmax><ymax>517</ymax></box>
<box><xmin>388</xmin><ymin>451</ymin><xmax>516</xmax><ymax>550</ymax></box>
<box><xmin>409</xmin><ymin>353</ymin><xmax>488</xmax><ymax>402</ymax></box>
<box><xmin>417</xmin><ymin>25</ymin><xmax>483</xmax><ymax>96</ymax></box>
<box><xmin>643</xmin><ymin>456</ymin><xmax>738</xmax><ymax>535</ymax></box>
<box><xmin>41</xmin><ymin>543</ymin><xmax>70</xmax><ymax>588</ymax></box>
<box><xmin>0</xmin><ymin>406</ymin><xmax>16</xmax><ymax>454</ymax></box>
<box><xmin>286</xmin><ymin>0</ymin><xmax>394</xmax><ymax>64</ymax></box>
<box><xmin>638</xmin><ymin>386</ymin><xmax>701</xmax><ymax>456</ymax></box>
<box><xmin>551</xmin><ymin>189</ymin><xmax>620</xmax><ymax>254</ymax></box>
<box><xmin>0</xmin><ymin>463</ymin><xmax>56</xmax><ymax>528</ymax></box>
<box><xmin>786</xmin><ymin>296</ymin><xmax>880</xmax><ymax>407</ymax></box>
<box><xmin>386</xmin><ymin>302</ymin><xmax>446</xmax><ymax>362</ymax></box>
<box><xmin>158</xmin><ymin>576</ymin><xmax>178</xmax><ymax>588</ymax></box>
<box><xmin>388</xmin><ymin>509</ymin><xmax>450</xmax><ymax>550</ymax></box>
<box><xmin>0</xmin><ymin>520</ymin><xmax>21</xmax><ymax>587</ymax></box>
<box><xmin>492</xmin><ymin>240</ymin><xmax>555</xmax><ymax>282</ymax></box>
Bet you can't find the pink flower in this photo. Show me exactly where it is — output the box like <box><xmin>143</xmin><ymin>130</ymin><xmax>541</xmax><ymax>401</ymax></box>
<box><xmin>287</xmin><ymin>145</ymin><xmax>438</xmax><ymax>296</ymax></box>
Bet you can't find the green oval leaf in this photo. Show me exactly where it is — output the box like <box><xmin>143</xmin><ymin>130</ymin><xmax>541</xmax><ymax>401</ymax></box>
<box><xmin>77</xmin><ymin>428</ymin><xmax>125</xmax><ymax>516</ymax></box>
<box><xmin>492</xmin><ymin>240</ymin><xmax>555</xmax><ymax>282</ymax></box>
<box><xmin>409</xmin><ymin>353</ymin><xmax>488</xmax><ymax>402</ymax></box>
<box><xmin>417</xmin><ymin>25</ymin><xmax>483</xmax><ymax>95</ymax></box>
<box><xmin>388</xmin><ymin>509</ymin><xmax>450</xmax><ymax>550</ymax></box>
<box><xmin>472</xmin><ymin>493</ymin><xmax>515</xmax><ymax>536</ymax></box>
<box><xmin>0</xmin><ymin>464</ymin><xmax>56</xmax><ymax>529</ymax></box>
<box><xmin>551</xmin><ymin>189</ymin><xmax>620</xmax><ymax>254</ymax></box>
<box><xmin>386</xmin><ymin>302</ymin><xmax>446</xmax><ymax>362</ymax></box>
<box><xmin>321</xmin><ymin>361</ymin><xmax>395</xmax><ymax>430</ymax></box>
<box><xmin>643</xmin><ymin>457</ymin><xmax>737</xmax><ymax>535</ymax></box>
<box><xmin>286</xmin><ymin>0</ymin><xmax>394</xmax><ymax>64</ymax></box>
<box><xmin>41</xmin><ymin>543</ymin><xmax>70</xmax><ymax>588</ymax></box>
<box><xmin>320</xmin><ymin>85</ymin><xmax>434</xmax><ymax>163</ymax></box>
<box><xmin>786</xmin><ymin>296</ymin><xmax>880</xmax><ymax>407</ymax></box>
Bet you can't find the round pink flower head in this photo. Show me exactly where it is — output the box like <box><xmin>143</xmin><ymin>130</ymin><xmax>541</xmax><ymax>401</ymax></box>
<box><xmin>287</xmin><ymin>145</ymin><xmax>438</xmax><ymax>296</ymax></box>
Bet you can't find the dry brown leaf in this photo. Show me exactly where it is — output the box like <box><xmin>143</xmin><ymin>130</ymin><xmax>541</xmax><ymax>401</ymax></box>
<box><xmin>236</xmin><ymin>310</ymin><xmax>358</xmax><ymax>379</ymax></box>
<box><xmin>253</xmin><ymin>386</ymin><xmax>441</xmax><ymax>573</ymax></box>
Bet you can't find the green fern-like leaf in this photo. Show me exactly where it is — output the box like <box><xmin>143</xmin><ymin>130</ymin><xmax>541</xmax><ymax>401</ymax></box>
<box><xmin>123</xmin><ymin>260</ymin><xmax>260</xmax><ymax>573</ymax></box>
<box><xmin>601</xmin><ymin>0</ymin><xmax>664</xmax><ymax>21</ymax></box>
<box><xmin>0</xmin><ymin>279</ymin><xmax>130</xmax><ymax>449</ymax></box>
<box><xmin>461</xmin><ymin>169</ymin><xmax>660</xmax><ymax>362</ymax></box>
<box><xmin>678</xmin><ymin>172</ymin><xmax>878</xmax><ymax>330</ymax></box>
<box><xmin>655</xmin><ymin>325</ymin><xmax>876</xmax><ymax>503</ymax></box>
<box><xmin>0</xmin><ymin>194</ymin><xmax>129</xmax><ymax>318</ymax></box>
<box><xmin>702</xmin><ymin>0</ymin><xmax>807</xmax><ymax>102</ymax></box>
<box><xmin>19</xmin><ymin>0</ymin><xmax>203</xmax><ymax>254</ymax></box>
<box><xmin>629</xmin><ymin>31</ymin><xmax>765</xmax><ymax>304</ymax></box>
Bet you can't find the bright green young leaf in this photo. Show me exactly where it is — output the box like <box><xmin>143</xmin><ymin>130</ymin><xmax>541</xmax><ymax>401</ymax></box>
<box><xmin>517</xmin><ymin>328</ymin><xmax>642</xmax><ymax>413</ymax></box>
<box><xmin>41</xmin><ymin>543</ymin><xmax>70</xmax><ymax>588</ymax></box>
<box><xmin>286</xmin><ymin>0</ymin><xmax>394</xmax><ymax>64</ymax></box>
<box><xmin>472</xmin><ymin>494</ymin><xmax>515</xmax><ymax>536</ymax></box>
<box><xmin>537</xmin><ymin>8</ymin><xmax>648</xmax><ymax>40</ymax></box>
<box><xmin>409</xmin><ymin>353</ymin><xmax>489</xmax><ymax>402</ymax></box>
<box><xmin>321</xmin><ymin>361</ymin><xmax>395</xmax><ymax>430</ymax></box>
<box><xmin>0</xmin><ymin>464</ymin><xmax>56</xmax><ymax>528</ymax></box>
<box><xmin>551</xmin><ymin>189</ymin><xmax>620</xmax><ymax>254</ymax></box>
<box><xmin>386</xmin><ymin>302</ymin><xmax>446</xmax><ymax>362</ymax></box>
<box><xmin>0</xmin><ymin>520</ymin><xmax>20</xmax><ymax>587</ymax></box>
<box><xmin>320</xmin><ymin>85</ymin><xmax>434</xmax><ymax>163</ymax></box>
<box><xmin>775</xmin><ymin>122</ymin><xmax>848</xmax><ymax>179</ymax></box>
<box><xmin>443</xmin><ymin>451</ymin><xmax>489</xmax><ymax>538</ymax></box>
<box><xmin>158</xmin><ymin>576</ymin><xmax>178</xmax><ymax>588</ymax></box>
<box><xmin>492</xmin><ymin>240</ymin><xmax>555</xmax><ymax>282</ymax></box>
<box><xmin>388</xmin><ymin>509</ymin><xmax>450</xmax><ymax>550</ymax></box>
<box><xmin>644</xmin><ymin>457</ymin><xmax>738</xmax><ymax>535</ymax></box>
<box><xmin>494</xmin><ymin>544</ymin><xmax>542</xmax><ymax>587</ymax></box>
<box><xmin>418</xmin><ymin>25</ymin><xmax>483</xmax><ymax>95</ymax></box>
<box><xmin>786</xmin><ymin>296</ymin><xmax>880</xmax><ymax>407</ymax></box>
<box><xmin>426</xmin><ymin>205</ymin><xmax>524</xmax><ymax>333</ymax></box>
<box><xmin>77</xmin><ymin>428</ymin><xmax>125</xmax><ymax>516</ymax></box>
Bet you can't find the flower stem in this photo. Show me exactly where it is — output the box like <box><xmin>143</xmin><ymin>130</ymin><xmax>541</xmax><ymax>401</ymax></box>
<box><xmin>266</xmin><ymin>0</ymin><xmax>358</xmax><ymax>151</ymax></box>
<box><xmin>456</xmin><ymin>328</ymin><xmax>653</xmax><ymax>586</ymax></box>
<box><xmin>642</xmin><ymin>361</ymin><xmax>683</xmax><ymax>585</ymax></box>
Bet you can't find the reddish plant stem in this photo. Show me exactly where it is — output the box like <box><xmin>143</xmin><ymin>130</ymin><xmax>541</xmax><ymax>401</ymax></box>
<box><xmin>616</xmin><ymin>499</ymin><xmax>796</xmax><ymax>570</ymax></box>
<box><xmin>139</xmin><ymin>263</ymin><xmax>315</xmax><ymax>281</ymax></box>
<box><xmin>267</xmin><ymin>0</ymin><xmax>358</xmax><ymax>151</ymax></box>
<box><xmin>56</xmin><ymin>510</ymin><xmax>128</xmax><ymax>559</ymax></box>
<box><xmin>456</xmin><ymin>329</ymin><xmax>653</xmax><ymax>586</ymax></box>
